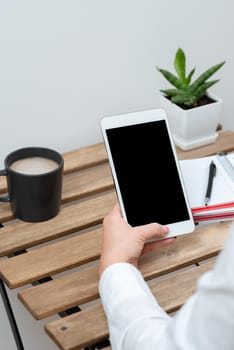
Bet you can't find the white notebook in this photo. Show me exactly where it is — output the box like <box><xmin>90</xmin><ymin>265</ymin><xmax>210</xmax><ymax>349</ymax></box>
<box><xmin>179</xmin><ymin>153</ymin><xmax>234</xmax><ymax>210</ymax></box>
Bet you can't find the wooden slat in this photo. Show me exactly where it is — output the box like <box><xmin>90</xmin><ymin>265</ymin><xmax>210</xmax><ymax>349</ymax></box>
<box><xmin>46</xmin><ymin>303</ymin><xmax>108</xmax><ymax>350</ymax></box>
<box><xmin>0</xmin><ymin>229</ymin><xmax>101</xmax><ymax>289</ymax></box>
<box><xmin>19</xmin><ymin>264</ymin><xmax>100</xmax><ymax>319</ymax></box>
<box><xmin>0</xmin><ymin>191</ymin><xmax>116</xmax><ymax>259</ymax></box>
<box><xmin>63</xmin><ymin>143</ymin><xmax>107</xmax><ymax>174</ymax></box>
<box><xmin>177</xmin><ymin>130</ymin><xmax>234</xmax><ymax>160</ymax></box>
<box><xmin>45</xmin><ymin>261</ymin><xmax>214</xmax><ymax>350</ymax></box>
<box><xmin>0</xmin><ymin>204</ymin><xmax>13</xmax><ymax>223</ymax></box>
<box><xmin>18</xmin><ymin>221</ymin><xmax>231</xmax><ymax>319</ymax></box>
<box><xmin>62</xmin><ymin>164</ymin><xmax>112</xmax><ymax>203</ymax></box>
<box><xmin>139</xmin><ymin>221</ymin><xmax>231</xmax><ymax>279</ymax></box>
<box><xmin>0</xmin><ymin>177</ymin><xmax>6</xmax><ymax>194</ymax></box>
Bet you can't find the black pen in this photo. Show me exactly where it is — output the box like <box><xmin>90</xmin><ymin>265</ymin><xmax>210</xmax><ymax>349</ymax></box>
<box><xmin>205</xmin><ymin>161</ymin><xmax>217</xmax><ymax>206</ymax></box>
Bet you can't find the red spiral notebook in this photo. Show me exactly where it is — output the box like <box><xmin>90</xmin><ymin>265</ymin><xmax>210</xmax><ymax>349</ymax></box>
<box><xmin>179</xmin><ymin>153</ymin><xmax>234</xmax><ymax>223</ymax></box>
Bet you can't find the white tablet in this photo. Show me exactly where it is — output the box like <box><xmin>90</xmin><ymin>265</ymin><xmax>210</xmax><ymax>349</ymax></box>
<box><xmin>101</xmin><ymin>108</ymin><xmax>195</xmax><ymax>238</ymax></box>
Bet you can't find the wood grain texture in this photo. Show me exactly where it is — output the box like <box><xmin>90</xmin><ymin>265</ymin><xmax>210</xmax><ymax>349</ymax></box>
<box><xmin>46</xmin><ymin>303</ymin><xmax>108</xmax><ymax>350</ymax></box>
<box><xmin>139</xmin><ymin>221</ymin><xmax>231</xmax><ymax>279</ymax></box>
<box><xmin>177</xmin><ymin>130</ymin><xmax>234</xmax><ymax>160</ymax></box>
<box><xmin>63</xmin><ymin>143</ymin><xmax>107</xmax><ymax>174</ymax></box>
<box><xmin>0</xmin><ymin>176</ymin><xmax>6</xmax><ymax>194</ymax></box>
<box><xmin>45</xmin><ymin>262</ymin><xmax>214</xmax><ymax>350</ymax></box>
<box><xmin>62</xmin><ymin>164</ymin><xmax>112</xmax><ymax>203</ymax></box>
<box><xmin>0</xmin><ymin>191</ymin><xmax>116</xmax><ymax>259</ymax></box>
<box><xmin>0</xmin><ymin>203</ymin><xmax>13</xmax><ymax>223</ymax></box>
<box><xmin>18</xmin><ymin>221</ymin><xmax>231</xmax><ymax>319</ymax></box>
<box><xmin>19</xmin><ymin>264</ymin><xmax>100</xmax><ymax>319</ymax></box>
<box><xmin>1</xmin><ymin>229</ymin><xmax>101</xmax><ymax>289</ymax></box>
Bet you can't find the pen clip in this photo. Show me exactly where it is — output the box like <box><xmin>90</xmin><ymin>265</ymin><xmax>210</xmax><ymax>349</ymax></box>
<box><xmin>212</xmin><ymin>162</ymin><xmax>217</xmax><ymax>176</ymax></box>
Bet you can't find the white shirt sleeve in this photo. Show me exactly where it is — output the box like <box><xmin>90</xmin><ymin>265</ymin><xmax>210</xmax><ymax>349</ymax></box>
<box><xmin>99</xmin><ymin>224</ymin><xmax>234</xmax><ymax>350</ymax></box>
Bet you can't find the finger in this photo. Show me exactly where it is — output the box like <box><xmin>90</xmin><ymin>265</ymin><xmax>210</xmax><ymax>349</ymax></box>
<box><xmin>104</xmin><ymin>203</ymin><xmax>121</xmax><ymax>222</ymax></box>
<box><xmin>142</xmin><ymin>237</ymin><xmax>176</xmax><ymax>255</ymax></box>
<box><xmin>135</xmin><ymin>223</ymin><xmax>169</xmax><ymax>241</ymax></box>
<box><xmin>110</xmin><ymin>203</ymin><xmax>122</xmax><ymax>217</ymax></box>
<box><xmin>105</xmin><ymin>202</ymin><xmax>127</xmax><ymax>227</ymax></box>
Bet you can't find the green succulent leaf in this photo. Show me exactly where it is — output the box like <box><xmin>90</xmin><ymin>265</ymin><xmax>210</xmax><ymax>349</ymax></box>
<box><xmin>190</xmin><ymin>61</ymin><xmax>225</xmax><ymax>92</ymax></box>
<box><xmin>171</xmin><ymin>92</ymin><xmax>195</xmax><ymax>105</ymax></box>
<box><xmin>183</xmin><ymin>97</ymin><xmax>199</xmax><ymax>106</ymax></box>
<box><xmin>185</xmin><ymin>68</ymin><xmax>195</xmax><ymax>85</ymax></box>
<box><xmin>193</xmin><ymin>80</ymin><xmax>220</xmax><ymax>101</ymax></box>
<box><xmin>157</xmin><ymin>68</ymin><xmax>184</xmax><ymax>89</ymax></box>
<box><xmin>171</xmin><ymin>95</ymin><xmax>183</xmax><ymax>104</ymax></box>
<box><xmin>174</xmin><ymin>48</ymin><xmax>186</xmax><ymax>84</ymax></box>
<box><xmin>160</xmin><ymin>88</ymin><xmax>179</xmax><ymax>97</ymax></box>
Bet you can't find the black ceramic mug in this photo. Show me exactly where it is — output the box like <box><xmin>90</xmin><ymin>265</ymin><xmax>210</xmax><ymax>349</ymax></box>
<box><xmin>0</xmin><ymin>147</ymin><xmax>64</xmax><ymax>222</ymax></box>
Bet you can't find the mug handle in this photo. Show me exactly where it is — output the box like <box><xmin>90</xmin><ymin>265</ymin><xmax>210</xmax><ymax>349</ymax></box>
<box><xmin>0</xmin><ymin>169</ymin><xmax>10</xmax><ymax>202</ymax></box>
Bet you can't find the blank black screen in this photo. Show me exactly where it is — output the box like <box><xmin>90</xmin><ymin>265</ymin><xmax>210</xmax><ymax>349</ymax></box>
<box><xmin>106</xmin><ymin>120</ymin><xmax>190</xmax><ymax>226</ymax></box>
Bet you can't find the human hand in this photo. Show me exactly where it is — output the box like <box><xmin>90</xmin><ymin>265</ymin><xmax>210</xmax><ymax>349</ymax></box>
<box><xmin>99</xmin><ymin>204</ymin><xmax>176</xmax><ymax>276</ymax></box>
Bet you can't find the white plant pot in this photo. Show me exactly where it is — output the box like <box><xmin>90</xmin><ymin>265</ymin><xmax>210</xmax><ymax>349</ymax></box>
<box><xmin>160</xmin><ymin>92</ymin><xmax>223</xmax><ymax>151</ymax></box>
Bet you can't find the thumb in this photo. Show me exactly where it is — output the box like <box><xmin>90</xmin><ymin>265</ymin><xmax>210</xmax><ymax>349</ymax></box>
<box><xmin>134</xmin><ymin>223</ymin><xmax>169</xmax><ymax>241</ymax></box>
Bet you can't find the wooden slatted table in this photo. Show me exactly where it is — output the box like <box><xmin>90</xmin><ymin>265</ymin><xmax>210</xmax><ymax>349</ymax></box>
<box><xmin>0</xmin><ymin>130</ymin><xmax>233</xmax><ymax>350</ymax></box>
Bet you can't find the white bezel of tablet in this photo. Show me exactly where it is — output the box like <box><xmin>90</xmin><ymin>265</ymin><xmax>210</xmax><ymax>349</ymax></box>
<box><xmin>101</xmin><ymin>108</ymin><xmax>195</xmax><ymax>238</ymax></box>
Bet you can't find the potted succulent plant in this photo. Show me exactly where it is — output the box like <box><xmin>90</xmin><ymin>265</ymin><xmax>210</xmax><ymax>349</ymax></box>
<box><xmin>157</xmin><ymin>48</ymin><xmax>225</xmax><ymax>150</ymax></box>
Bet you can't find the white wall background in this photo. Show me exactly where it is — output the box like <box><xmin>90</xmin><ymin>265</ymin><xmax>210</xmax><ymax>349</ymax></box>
<box><xmin>0</xmin><ymin>0</ymin><xmax>233</xmax><ymax>166</ymax></box>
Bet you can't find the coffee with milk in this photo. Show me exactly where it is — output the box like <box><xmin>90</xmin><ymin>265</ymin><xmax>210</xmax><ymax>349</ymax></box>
<box><xmin>10</xmin><ymin>157</ymin><xmax>58</xmax><ymax>175</ymax></box>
